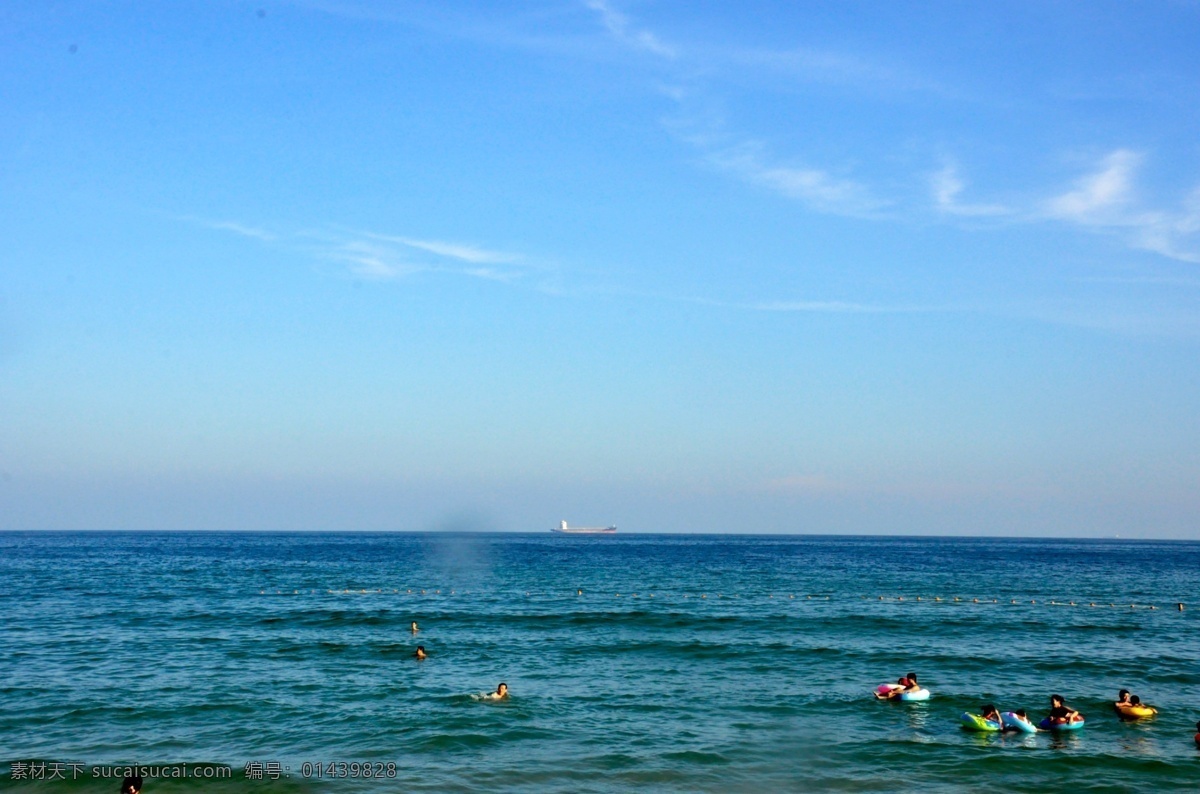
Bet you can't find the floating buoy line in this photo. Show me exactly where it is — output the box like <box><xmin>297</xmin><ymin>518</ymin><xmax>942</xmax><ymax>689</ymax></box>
<box><xmin>253</xmin><ymin>589</ymin><xmax>1184</xmax><ymax>613</ymax></box>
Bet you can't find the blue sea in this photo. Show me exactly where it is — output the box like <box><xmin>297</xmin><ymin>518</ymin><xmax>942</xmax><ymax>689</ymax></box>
<box><xmin>2</xmin><ymin>532</ymin><xmax>1198</xmax><ymax>792</ymax></box>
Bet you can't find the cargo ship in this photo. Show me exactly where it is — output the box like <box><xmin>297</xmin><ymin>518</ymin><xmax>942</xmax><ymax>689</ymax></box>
<box><xmin>551</xmin><ymin>520</ymin><xmax>616</xmax><ymax>534</ymax></box>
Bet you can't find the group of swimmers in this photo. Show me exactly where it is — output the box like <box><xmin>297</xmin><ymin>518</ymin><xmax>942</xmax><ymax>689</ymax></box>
<box><xmin>410</xmin><ymin>621</ymin><xmax>508</xmax><ymax>700</ymax></box>
<box><xmin>883</xmin><ymin>674</ymin><xmax>1200</xmax><ymax>740</ymax></box>
<box><xmin>978</xmin><ymin>694</ymin><xmax>1081</xmax><ymax>731</ymax></box>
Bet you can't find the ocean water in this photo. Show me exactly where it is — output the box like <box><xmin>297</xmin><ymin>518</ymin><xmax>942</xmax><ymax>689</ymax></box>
<box><xmin>2</xmin><ymin>531</ymin><xmax>1199</xmax><ymax>792</ymax></box>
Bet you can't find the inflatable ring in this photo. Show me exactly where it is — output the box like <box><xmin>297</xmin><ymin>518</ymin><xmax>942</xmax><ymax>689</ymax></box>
<box><xmin>961</xmin><ymin>712</ymin><xmax>1002</xmax><ymax>732</ymax></box>
<box><xmin>1000</xmin><ymin>712</ymin><xmax>1037</xmax><ymax>733</ymax></box>
<box><xmin>1116</xmin><ymin>704</ymin><xmax>1156</xmax><ymax>720</ymax></box>
<box><xmin>1039</xmin><ymin>717</ymin><xmax>1085</xmax><ymax>731</ymax></box>
<box><xmin>898</xmin><ymin>688</ymin><xmax>930</xmax><ymax>701</ymax></box>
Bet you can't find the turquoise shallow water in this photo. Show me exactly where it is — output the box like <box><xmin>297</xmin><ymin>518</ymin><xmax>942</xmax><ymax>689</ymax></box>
<box><xmin>2</xmin><ymin>532</ymin><xmax>1199</xmax><ymax>792</ymax></box>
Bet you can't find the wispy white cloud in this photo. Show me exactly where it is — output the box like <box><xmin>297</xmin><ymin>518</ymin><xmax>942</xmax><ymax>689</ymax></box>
<box><xmin>584</xmin><ymin>0</ymin><xmax>676</xmax><ymax>58</ymax></box>
<box><xmin>324</xmin><ymin>231</ymin><xmax>533</xmax><ymax>282</ymax></box>
<box><xmin>190</xmin><ymin>217</ymin><xmax>536</xmax><ymax>282</ymax></box>
<box><xmin>706</xmin><ymin>142</ymin><xmax>887</xmax><ymax>217</ymax></box>
<box><xmin>1046</xmin><ymin>149</ymin><xmax>1140</xmax><ymax>223</ymax></box>
<box><xmin>1128</xmin><ymin>187</ymin><xmax>1200</xmax><ymax>263</ymax></box>
<box><xmin>1043</xmin><ymin>150</ymin><xmax>1200</xmax><ymax>263</ymax></box>
<box><xmin>329</xmin><ymin>240</ymin><xmax>424</xmax><ymax>280</ymax></box>
<box><xmin>360</xmin><ymin>232</ymin><xmax>520</xmax><ymax>265</ymax></box>
<box><xmin>178</xmin><ymin>215</ymin><xmax>277</xmax><ymax>242</ymax></box>
<box><xmin>581</xmin><ymin>5</ymin><xmax>1200</xmax><ymax>267</ymax></box>
<box><xmin>932</xmin><ymin>165</ymin><xmax>1010</xmax><ymax>217</ymax></box>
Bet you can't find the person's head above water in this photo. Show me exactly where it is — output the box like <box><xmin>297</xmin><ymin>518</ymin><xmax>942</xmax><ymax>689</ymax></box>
<box><xmin>411</xmin><ymin>621</ymin><xmax>418</xmax><ymax>631</ymax></box>
<box><xmin>496</xmin><ymin>682</ymin><xmax>508</xmax><ymax>697</ymax></box>
<box><xmin>1118</xmin><ymin>689</ymin><xmax>1130</xmax><ymax>699</ymax></box>
<box><xmin>981</xmin><ymin>704</ymin><xmax>997</xmax><ymax>715</ymax></box>
<box><xmin>1050</xmin><ymin>694</ymin><xmax>1065</xmax><ymax>707</ymax></box>
<box><xmin>1014</xmin><ymin>709</ymin><xmax>1027</xmax><ymax>718</ymax></box>
<box><xmin>121</xmin><ymin>775</ymin><xmax>143</xmax><ymax>794</ymax></box>
<box><xmin>1129</xmin><ymin>695</ymin><xmax>1141</xmax><ymax>706</ymax></box>
<box><xmin>905</xmin><ymin>673</ymin><xmax>917</xmax><ymax>685</ymax></box>
<box><xmin>415</xmin><ymin>645</ymin><xmax>426</xmax><ymax>658</ymax></box>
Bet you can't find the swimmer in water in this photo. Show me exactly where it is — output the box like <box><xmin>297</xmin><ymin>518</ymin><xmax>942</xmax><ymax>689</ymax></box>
<box><xmin>1114</xmin><ymin>689</ymin><xmax>1132</xmax><ymax>709</ymax></box>
<box><xmin>410</xmin><ymin>621</ymin><xmax>419</xmax><ymax>633</ymax></box>
<box><xmin>486</xmin><ymin>682</ymin><xmax>509</xmax><ymax>700</ymax></box>
<box><xmin>121</xmin><ymin>775</ymin><xmax>143</xmax><ymax>794</ymax></box>
<box><xmin>414</xmin><ymin>645</ymin><xmax>427</xmax><ymax>660</ymax></box>
<box><xmin>980</xmin><ymin>704</ymin><xmax>1002</xmax><ymax>725</ymax></box>
<box><xmin>1046</xmin><ymin>694</ymin><xmax>1083</xmax><ymax>725</ymax></box>
<box><xmin>876</xmin><ymin>672</ymin><xmax>920</xmax><ymax>700</ymax></box>
<box><xmin>1127</xmin><ymin>695</ymin><xmax>1156</xmax><ymax>714</ymax></box>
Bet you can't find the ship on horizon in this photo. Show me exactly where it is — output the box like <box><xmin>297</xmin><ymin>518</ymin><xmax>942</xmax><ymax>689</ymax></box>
<box><xmin>551</xmin><ymin>520</ymin><xmax>616</xmax><ymax>534</ymax></box>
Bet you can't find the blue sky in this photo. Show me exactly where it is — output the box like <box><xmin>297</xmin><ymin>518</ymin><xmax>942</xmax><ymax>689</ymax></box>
<box><xmin>3</xmin><ymin>1</ymin><xmax>1199</xmax><ymax>535</ymax></box>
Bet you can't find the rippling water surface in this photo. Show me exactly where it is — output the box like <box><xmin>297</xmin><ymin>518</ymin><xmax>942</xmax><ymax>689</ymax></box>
<box><xmin>3</xmin><ymin>532</ymin><xmax>1199</xmax><ymax>792</ymax></box>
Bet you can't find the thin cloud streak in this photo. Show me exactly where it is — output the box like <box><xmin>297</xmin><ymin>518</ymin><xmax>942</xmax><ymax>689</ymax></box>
<box><xmin>583</xmin><ymin>0</ymin><xmax>676</xmax><ymax>58</ymax></box>
<box><xmin>361</xmin><ymin>232</ymin><xmax>521</xmax><ymax>265</ymax></box>
<box><xmin>707</xmin><ymin>142</ymin><xmax>888</xmax><ymax>217</ymax></box>
<box><xmin>178</xmin><ymin>215</ymin><xmax>277</xmax><ymax>242</ymax></box>
<box><xmin>328</xmin><ymin>240</ymin><xmax>425</xmax><ymax>280</ymax></box>
<box><xmin>189</xmin><ymin>217</ymin><xmax>533</xmax><ymax>282</ymax></box>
